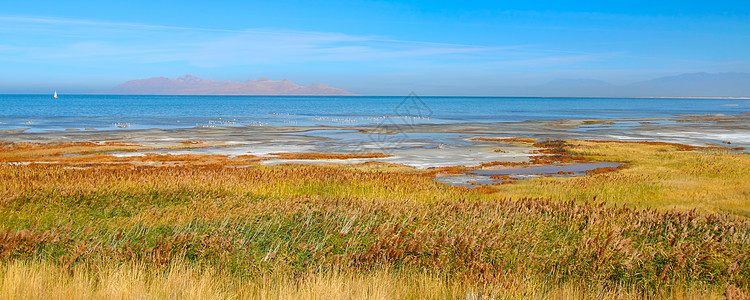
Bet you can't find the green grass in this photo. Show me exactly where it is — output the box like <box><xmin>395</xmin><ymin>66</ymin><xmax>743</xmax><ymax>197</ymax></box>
<box><xmin>1</xmin><ymin>141</ymin><xmax>749</xmax><ymax>298</ymax></box>
<box><xmin>493</xmin><ymin>140</ymin><xmax>750</xmax><ymax>217</ymax></box>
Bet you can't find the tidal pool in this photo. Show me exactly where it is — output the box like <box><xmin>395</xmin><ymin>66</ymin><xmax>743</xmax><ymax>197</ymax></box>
<box><xmin>435</xmin><ymin>162</ymin><xmax>623</xmax><ymax>187</ymax></box>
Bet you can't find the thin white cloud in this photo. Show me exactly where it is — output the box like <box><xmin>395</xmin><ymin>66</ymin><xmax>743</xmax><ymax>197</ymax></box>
<box><xmin>0</xmin><ymin>15</ymin><xmax>499</xmax><ymax>48</ymax></box>
<box><xmin>0</xmin><ymin>14</ymin><xmax>604</xmax><ymax>70</ymax></box>
<box><xmin>0</xmin><ymin>15</ymin><xmax>243</xmax><ymax>33</ymax></box>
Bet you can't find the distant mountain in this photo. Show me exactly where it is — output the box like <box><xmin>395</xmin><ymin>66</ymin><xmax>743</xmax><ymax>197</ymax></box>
<box><xmin>625</xmin><ymin>72</ymin><xmax>750</xmax><ymax>97</ymax></box>
<box><xmin>521</xmin><ymin>73</ymin><xmax>750</xmax><ymax>97</ymax></box>
<box><xmin>110</xmin><ymin>75</ymin><xmax>357</xmax><ymax>96</ymax></box>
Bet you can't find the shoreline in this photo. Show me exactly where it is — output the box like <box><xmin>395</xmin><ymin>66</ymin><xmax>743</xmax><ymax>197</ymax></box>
<box><xmin>3</xmin><ymin>93</ymin><xmax>750</xmax><ymax>99</ymax></box>
<box><xmin>2</xmin><ymin>114</ymin><xmax>748</xmax><ymax>169</ymax></box>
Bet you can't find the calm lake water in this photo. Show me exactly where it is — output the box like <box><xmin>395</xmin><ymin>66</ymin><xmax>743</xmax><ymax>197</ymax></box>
<box><xmin>1</xmin><ymin>95</ymin><xmax>748</xmax><ymax>132</ymax></box>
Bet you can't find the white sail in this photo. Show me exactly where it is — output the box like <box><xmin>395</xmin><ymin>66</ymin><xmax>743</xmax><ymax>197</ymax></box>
<box><xmin>54</xmin><ymin>91</ymin><xmax>58</xmax><ymax>98</ymax></box>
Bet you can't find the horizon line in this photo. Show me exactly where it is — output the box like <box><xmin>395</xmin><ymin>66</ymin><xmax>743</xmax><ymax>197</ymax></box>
<box><xmin>2</xmin><ymin>93</ymin><xmax>749</xmax><ymax>99</ymax></box>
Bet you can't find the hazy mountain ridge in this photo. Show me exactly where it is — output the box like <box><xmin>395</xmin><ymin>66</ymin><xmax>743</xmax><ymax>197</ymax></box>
<box><xmin>108</xmin><ymin>72</ymin><xmax>750</xmax><ymax>97</ymax></box>
<box><xmin>625</xmin><ymin>72</ymin><xmax>750</xmax><ymax>97</ymax></box>
<box><xmin>110</xmin><ymin>75</ymin><xmax>357</xmax><ymax>96</ymax></box>
<box><xmin>518</xmin><ymin>72</ymin><xmax>750</xmax><ymax>97</ymax></box>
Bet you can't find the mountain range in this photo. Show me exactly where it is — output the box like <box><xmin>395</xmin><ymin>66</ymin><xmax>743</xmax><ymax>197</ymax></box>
<box><xmin>624</xmin><ymin>72</ymin><xmax>750</xmax><ymax>97</ymax></box>
<box><xmin>108</xmin><ymin>72</ymin><xmax>750</xmax><ymax>97</ymax></box>
<box><xmin>528</xmin><ymin>72</ymin><xmax>750</xmax><ymax>97</ymax></box>
<box><xmin>110</xmin><ymin>75</ymin><xmax>356</xmax><ymax>96</ymax></box>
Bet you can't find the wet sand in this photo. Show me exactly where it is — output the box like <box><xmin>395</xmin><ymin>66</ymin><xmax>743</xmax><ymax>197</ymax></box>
<box><xmin>1</xmin><ymin>114</ymin><xmax>748</xmax><ymax>169</ymax></box>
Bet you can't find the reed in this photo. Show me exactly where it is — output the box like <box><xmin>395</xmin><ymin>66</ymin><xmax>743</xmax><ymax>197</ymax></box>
<box><xmin>0</xmin><ymin>260</ymin><xmax>733</xmax><ymax>299</ymax></box>
<box><xmin>1</xmin><ymin>141</ymin><xmax>749</xmax><ymax>298</ymax></box>
<box><xmin>492</xmin><ymin>139</ymin><xmax>750</xmax><ymax>217</ymax></box>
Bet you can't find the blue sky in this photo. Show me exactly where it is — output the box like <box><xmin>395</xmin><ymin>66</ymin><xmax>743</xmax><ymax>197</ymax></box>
<box><xmin>1</xmin><ymin>0</ymin><xmax>749</xmax><ymax>95</ymax></box>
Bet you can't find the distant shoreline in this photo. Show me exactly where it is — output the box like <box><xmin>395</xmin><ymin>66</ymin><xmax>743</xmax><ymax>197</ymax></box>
<box><xmin>1</xmin><ymin>93</ymin><xmax>749</xmax><ymax>99</ymax></box>
<box><xmin>640</xmin><ymin>96</ymin><xmax>750</xmax><ymax>99</ymax></box>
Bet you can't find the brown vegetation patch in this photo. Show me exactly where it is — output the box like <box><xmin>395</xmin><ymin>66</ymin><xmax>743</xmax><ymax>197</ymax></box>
<box><xmin>491</xmin><ymin>181</ymin><xmax>516</xmax><ymax>185</ymax></box>
<box><xmin>4</xmin><ymin>152</ymin><xmax>265</xmax><ymax>167</ymax></box>
<box><xmin>585</xmin><ymin>165</ymin><xmax>626</xmax><ymax>175</ymax></box>
<box><xmin>480</xmin><ymin>161</ymin><xmax>530</xmax><ymax>168</ymax></box>
<box><xmin>426</xmin><ymin>165</ymin><xmax>476</xmax><ymax>175</ymax></box>
<box><xmin>585</xmin><ymin>140</ymin><xmax>745</xmax><ymax>151</ymax></box>
<box><xmin>0</xmin><ymin>141</ymin><xmax>275</xmax><ymax>167</ymax></box>
<box><xmin>472</xmin><ymin>137</ymin><xmax>538</xmax><ymax>143</ymax></box>
<box><xmin>0</xmin><ymin>141</ymin><xmax>224</xmax><ymax>163</ymax></box>
<box><xmin>529</xmin><ymin>139</ymin><xmax>592</xmax><ymax>164</ymax></box>
<box><xmin>0</xmin><ymin>141</ymin><xmax>143</xmax><ymax>160</ymax></box>
<box><xmin>269</xmin><ymin>152</ymin><xmax>392</xmax><ymax>160</ymax></box>
<box><xmin>358</xmin><ymin>161</ymin><xmax>413</xmax><ymax>168</ymax></box>
<box><xmin>475</xmin><ymin>138</ymin><xmax>593</xmax><ymax>167</ymax></box>
<box><xmin>581</xmin><ymin>120</ymin><xmax>616</xmax><ymax>125</ymax></box>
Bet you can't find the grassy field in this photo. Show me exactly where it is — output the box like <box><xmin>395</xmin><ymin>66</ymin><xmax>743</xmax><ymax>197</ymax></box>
<box><xmin>0</xmin><ymin>140</ymin><xmax>749</xmax><ymax>299</ymax></box>
<box><xmin>491</xmin><ymin>139</ymin><xmax>750</xmax><ymax>217</ymax></box>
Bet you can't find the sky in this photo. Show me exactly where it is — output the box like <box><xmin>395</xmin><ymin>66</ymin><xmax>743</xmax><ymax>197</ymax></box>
<box><xmin>1</xmin><ymin>0</ymin><xmax>749</xmax><ymax>95</ymax></box>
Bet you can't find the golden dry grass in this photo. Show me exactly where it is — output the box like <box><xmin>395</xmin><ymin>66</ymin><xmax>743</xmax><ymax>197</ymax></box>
<box><xmin>1</xmin><ymin>261</ymin><xmax>735</xmax><ymax>300</ymax></box>
<box><xmin>491</xmin><ymin>139</ymin><xmax>750</xmax><ymax>217</ymax></box>
<box><xmin>1</xmin><ymin>141</ymin><xmax>750</xmax><ymax>298</ymax></box>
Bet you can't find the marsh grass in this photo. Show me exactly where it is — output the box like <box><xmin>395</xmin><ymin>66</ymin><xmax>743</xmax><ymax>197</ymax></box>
<box><xmin>1</xmin><ymin>141</ymin><xmax>749</xmax><ymax>298</ymax></box>
<box><xmin>1</xmin><ymin>260</ymin><xmax>735</xmax><ymax>299</ymax></box>
<box><xmin>491</xmin><ymin>140</ymin><xmax>750</xmax><ymax>217</ymax></box>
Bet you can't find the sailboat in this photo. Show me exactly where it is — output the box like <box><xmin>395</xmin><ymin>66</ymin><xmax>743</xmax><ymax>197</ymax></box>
<box><xmin>53</xmin><ymin>91</ymin><xmax>58</xmax><ymax>99</ymax></box>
